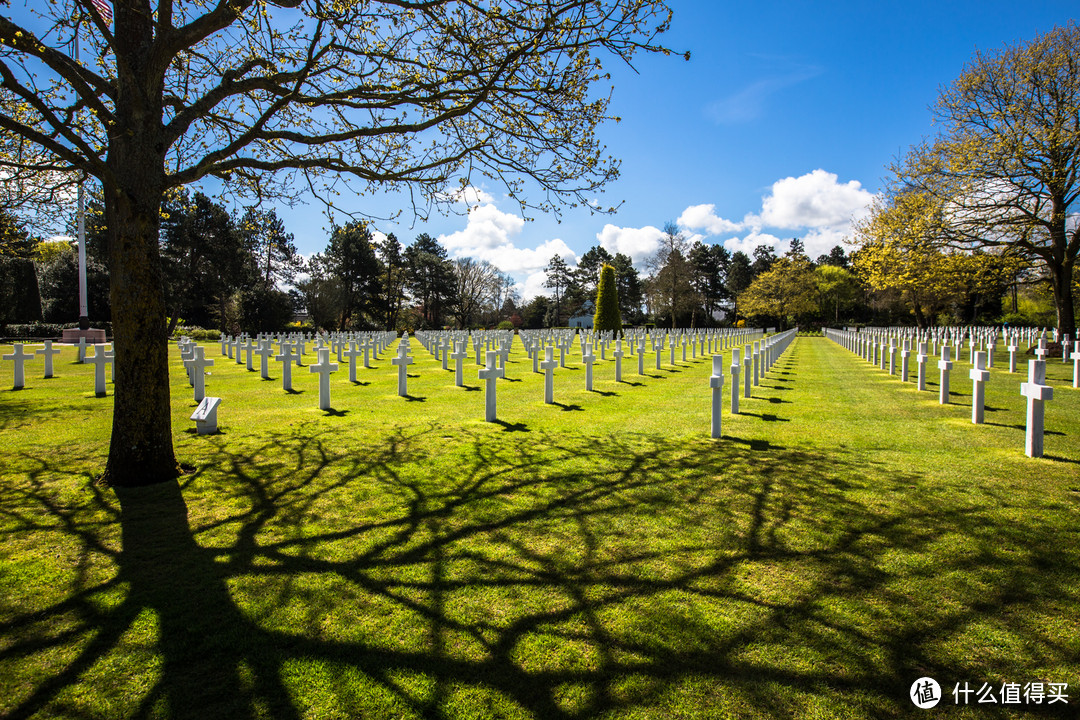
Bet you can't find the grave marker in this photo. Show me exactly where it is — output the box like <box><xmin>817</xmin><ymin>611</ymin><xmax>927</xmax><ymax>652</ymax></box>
<box><xmin>187</xmin><ymin>345</ymin><xmax>214</xmax><ymax>402</ymax></box>
<box><xmin>938</xmin><ymin>345</ymin><xmax>952</xmax><ymax>404</ymax></box>
<box><xmin>36</xmin><ymin>340</ymin><xmax>61</xmax><ymax>378</ymax></box>
<box><xmin>276</xmin><ymin>343</ymin><xmax>296</xmax><ymax>391</ymax></box>
<box><xmin>391</xmin><ymin>340</ymin><xmax>414</xmax><ymax>397</ymax></box>
<box><xmin>969</xmin><ymin>351</ymin><xmax>989</xmax><ymax>424</ymax></box>
<box><xmin>730</xmin><ymin>348</ymin><xmax>741</xmax><ymax>414</ymax></box>
<box><xmin>3</xmin><ymin>343</ymin><xmax>33</xmax><ymax>389</ymax></box>
<box><xmin>541</xmin><ymin>346</ymin><xmax>558</xmax><ymax>404</ymax></box>
<box><xmin>1020</xmin><ymin>359</ymin><xmax>1054</xmax><ymax>457</ymax></box>
<box><xmin>479</xmin><ymin>350</ymin><xmax>504</xmax><ymax>422</ymax></box>
<box><xmin>190</xmin><ymin>396</ymin><xmax>221</xmax><ymax>435</ymax></box>
<box><xmin>88</xmin><ymin>345</ymin><xmax>113</xmax><ymax>396</ymax></box>
<box><xmin>710</xmin><ymin>355</ymin><xmax>725</xmax><ymax>439</ymax></box>
<box><xmin>309</xmin><ymin>348</ymin><xmax>338</xmax><ymax>411</ymax></box>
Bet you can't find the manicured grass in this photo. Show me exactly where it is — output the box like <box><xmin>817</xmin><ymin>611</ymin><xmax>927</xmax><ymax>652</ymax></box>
<box><xmin>1</xmin><ymin>335</ymin><xmax>1078</xmax><ymax>719</ymax></box>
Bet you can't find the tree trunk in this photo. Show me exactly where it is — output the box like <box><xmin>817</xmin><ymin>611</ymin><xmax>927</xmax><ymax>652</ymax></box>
<box><xmin>100</xmin><ymin>26</ymin><xmax>180</xmax><ymax>486</ymax></box>
<box><xmin>101</xmin><ymin>159</ymin><xmax>180</xmax><ymax>486</ymax></box>
<box><xmin>1048</xmin><ymin>257</ymin><xmax>1076</xmax><ymax>340</ymax></box>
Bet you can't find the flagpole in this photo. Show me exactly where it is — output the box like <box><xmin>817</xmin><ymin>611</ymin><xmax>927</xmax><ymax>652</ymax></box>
<box><xmin>74</xmin><ymin>27</ymin><xmax>89</xmax><ymax>330</ymax></box>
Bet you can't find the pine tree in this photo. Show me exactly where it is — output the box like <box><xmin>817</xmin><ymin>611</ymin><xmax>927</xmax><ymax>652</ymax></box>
<box><xmin>593</xmin><ymin>263</ymin><xmax>622</xmax><ymax>333</ymax></box>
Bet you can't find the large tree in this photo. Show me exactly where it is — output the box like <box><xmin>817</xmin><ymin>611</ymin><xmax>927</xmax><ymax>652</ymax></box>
<box><xmin>324</xmin><ymin>221</ymin><xmax>381</xmax><ymax>330</ymax></box>
<box><xmin>647</xmin><ymin>222</ymin><xmax>697</xmax><ymax>328</ymax></box>
<box><xmin>738</xmin><ymin>257</ymin><xmax>817</xmax><ymax>330</ymax></box>
<box><xmin>897</xmin><ymin>23</ymin><xmax>1080</xmax><ymax>338</ymax></box>
<box><xmin>405</xmin><ymin>233</ymin><xmax>456</xmax><ymax>328</ymax></box>
<box><xmin>0</xmin><ymin>0</ymin><xmax>674</xmax><ymax>484</ymax></box>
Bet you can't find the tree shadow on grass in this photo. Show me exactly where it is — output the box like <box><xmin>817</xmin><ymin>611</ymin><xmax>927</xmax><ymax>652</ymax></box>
<box><xmin>3</xmin><ymin>428</ymin><xmax>1079</xmax><ymax>719</ymax></box>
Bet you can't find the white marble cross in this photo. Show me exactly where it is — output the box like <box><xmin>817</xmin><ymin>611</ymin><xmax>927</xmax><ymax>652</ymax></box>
<box><xmin>391</xmin><ymin>340</ymin><xmax>414</xmax><ymax>397</ymax></box>
<box><xmin>4</xmin><ymin>343</ymin><xmax>34</xmax><ymax>389</ymax></box>
<box><xmin>1020</xmin><ymin>359</ymin><xmax>1054</xmax><ymax>457</ymax></box>
<box><xmin>540</xmin><ymin>346</ymin><xmax>558</xmax><ymax>404</ymax></box>
<box><xmin>583</xmin><ymin>343</ymin><xmax>596</xmax><ymax>391</ymax></box>
<box><xmin>637</xmin><ymin>339</ymin><xmax>646</xmax><ymax>376</ymax></box>
<box><xmin>969</xmin><ymin>351</ymin><xmax>990</xmax><ymax>424</ymax></box>
<box><xmin>613</xmin><ymin>339</ymin><xmax>624</xmax><ymax>383</ymax></box>
<box><xmin>710</xmin><ymin>354</ymin><xmax>725</xmax><ymax>439</ymax></box>
<box><xmin>743</xmin><ymin>344</ymin><xmax>752</xmax><ymax>399</ymax></box>
<box><xmin>451</xmin><ymin>341</ymin><xmax>468</xmax><ymax>387</ymax></box>
<box><xmin>276</xmin><ymin>342</ymin><xmax>296</xmax><ymax>391</ymax></box>
<box><xmin>88</xmin><ymin>344</ymin><xmax>113</xmax><ymax>396</ymax></box>
<box><xmin>479</xmin><ymin>350</ymin><xmax>504</xmax><ymax>422</ymax></box>
<box><xmin>187</xmin><ymin>345</ymin><xmax>215</xmax><ymax>402</ymax></box>
<box><xmin>342</xmin><ymin>340</ymin><xmax>363</xmax><ymax>383</ymax></box>
<box><xmin>1034</xmin><ymin>336</ymin><xmax>1049</xmax><ymax>362</ymax></box>
<box><xmin>1073</xmin><ymin>340</ymin><xmax>1079</xmax><ymax>388</ymax></box>
<box><xmin>76</xmin><ymin>337</ymin><xmax>87</xmax><ymax>364</ymax></box>
<box><xmin>900</xmin><ymin>339</ymin><xmax>911</xmax><ymax>383</ymax></box>
<box><xmin>310</xmin><ymin>348</ymin><xmax>338</xmax><ymax>410</ymax></box>
<box><xmin>243</xmin><ymin>337</ymin><xmax>256</xmax><ymax>371</ymax></box>
<box><xmin>937</xmin><ymin>345</ymin><xmax>952</xmax><ymax>404</ymax></box>
<box><xmin>255</xmin><ymin>340</ymin><xmax>275</xmax><ymax>380</ymax></box>
<box><xmin>730</xmin><ymin>348</ymin><xmax>742</xmax><ymax>414</ymax></box>
<box><xmin>916</xmin><ymin>341</ymin><xmax>929</xmax><ymax>391</ymax></box>
<box><xmin>36</xmin><ymin>340</ymin><xmax>60</xmax><ymax>379</ymax></box>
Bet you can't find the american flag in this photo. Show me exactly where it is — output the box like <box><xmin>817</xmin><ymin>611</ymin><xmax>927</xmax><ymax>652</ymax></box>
<box><xmin>90</xmin><ymin>0</ymin><xmax>113</xmax><ymax>24</ymax></box>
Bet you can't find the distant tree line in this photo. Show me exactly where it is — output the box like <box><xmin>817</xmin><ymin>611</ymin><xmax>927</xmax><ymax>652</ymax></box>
<box><xmin>0</xmin><ymin>192</ymin><xmax>528</xmax><ymax>334</ymax></box>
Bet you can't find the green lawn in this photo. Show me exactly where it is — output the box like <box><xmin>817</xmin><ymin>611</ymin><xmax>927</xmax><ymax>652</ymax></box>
<box><xmin>1</xmin><ymin>335</ymin><xmax>1078</xmax><ymax>719</ymax></box>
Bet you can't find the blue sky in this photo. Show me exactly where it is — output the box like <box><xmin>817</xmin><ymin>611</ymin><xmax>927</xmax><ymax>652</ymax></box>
<box><xmin>272</xmin><ymin>0</ymin><xmax>1071</xmax><ymax>302</ymax></box>
<box><xmin>212</xmin><ymin>2</ymin><xmax>1078</xmax><ymax>298</ymax></box>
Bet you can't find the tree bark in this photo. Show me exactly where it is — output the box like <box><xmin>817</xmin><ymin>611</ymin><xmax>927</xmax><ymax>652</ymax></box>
<box><xmin>102</xmin><ymin>169</ymin><xmax>181</xmax><ymax>485</ymax></box>
<box><xmin>100</xmin><ymin>35</ymin><xmax>180</xmax><ymax>486</ymax></box>
<box><xmin>1048</xmin><ymin>257</ymin><xmax>1076</xmax><ymax>340</ymax></box>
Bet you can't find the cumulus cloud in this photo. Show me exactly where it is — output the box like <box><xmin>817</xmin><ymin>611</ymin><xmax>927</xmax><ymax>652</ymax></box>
<box><xmin>596</xmin><ymin>223</ymin><xmax>665</xmax><ymax>267</ymax></box>
<box><xmin>436</xmin><ymin>184</ymin><xmax>496</xmax><ymax>206</ymax></box>
<box><xmin>759</xmin><ymin>169</ymin><xmax>874</xmax><ymax>229</ymax></box>
<box><xmin>722</xmin><ymin>231</ymin><xmax>784</xmax><ymax>257</ymax></box>
<box><xmin>677</xmin><ymin>204</ymin><xmax>745</xmax><ymax>235</ymax></box>
<box><xmin>673</xmin><ymin>169</ymin><xmax>874</xmax><ymax>259</ymax></box>
<box><xmin>520</xmin><ymin>270</ymin><xmax>551</xmax><ymax>302</ymax></box>
<box><xmin>437</xmin><ymin>203</ymin><xmax>574</xmax><ymax>278</ymax></box>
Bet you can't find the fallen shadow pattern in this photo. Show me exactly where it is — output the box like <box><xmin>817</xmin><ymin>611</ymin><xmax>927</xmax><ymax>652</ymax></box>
<box><xmin>2</xmin><ymin>424</ymin><xmax>1078</xmax><ymax>719</ymax></box>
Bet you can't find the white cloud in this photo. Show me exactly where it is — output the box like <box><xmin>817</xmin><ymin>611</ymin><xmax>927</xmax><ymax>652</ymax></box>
<box><xmin>800</xmin><ymin>227</ymin><xmax>852</xmax><ymax>260</ymax></box>
<box><xmin>440</xmin><ymin>204</ymin><xmax>524</xmax><ymax>254</ymax></box>
<box><xmin>677</xmin><ymin>204</ymin><xmax>744</xmax><ymax>234</ymax></box>
<box><xmin>439</xmin><ymin>185</ymin><xmax>496</xmax><ymax>206</ymax></box>
<box><xmin>596</xmin><ymin>223</ymin><xmax>665</xmax><ymax>267</ymax></box>
<box><xmin>520</xmin><ymin>270</ymin><xmax>551</xmax><ymax>302</ymax></box>
<box><xmin>759</xmin><ymin>169</ymin><xmax>874</xmax><ymax>230</ymax></box>
<box><xmin>437</xmin><ymin>203</ymin><xmax>574</xmax><ymax>277</ymax></box>
<box><xmin>722</xmin><ymin>231</ymin><xmax>784</xmax><ymax>257</ymax></box>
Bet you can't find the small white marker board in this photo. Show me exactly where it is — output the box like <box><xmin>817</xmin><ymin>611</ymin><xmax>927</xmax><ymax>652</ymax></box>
<box><xmin>190</xmin><ymin>396</ymin><xmax>222</xmax><ymax>435</ymax></box>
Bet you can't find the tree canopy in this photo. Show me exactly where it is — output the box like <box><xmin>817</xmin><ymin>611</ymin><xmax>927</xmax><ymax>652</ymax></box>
<box><xmin>0</xmin><ymin>0</ymin><xmax>676</xmax><ymax>485</ymax></box>
<box><xmin>895</xmin><ymin>23</ymin><xmax>1080</xmax><ymax>337</ymax></box>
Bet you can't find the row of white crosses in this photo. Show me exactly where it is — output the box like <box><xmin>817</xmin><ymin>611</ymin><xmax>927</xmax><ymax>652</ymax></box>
<box><xmin>410</xmin><ymin>327</ymin><xmax>766</xmax><ymax>421</ymax></box>
<box><xmin>824</xmin><ymin>327</ymin><xmax>1065</xmax><ymax>457</ymax></box>
<box><xmin>2</xmin><ymin>340</ymin><xmax>113</xmax><ymax>394</ymax></box>
<box><xmin>709</xmin><ymin>329</ymin><xmax>798</xmax><ymax>438</ymax></box>
<box><xmin>177</xmin><ymin>326</ymin><xmax>769</xmax><ymax>424</ymax></box>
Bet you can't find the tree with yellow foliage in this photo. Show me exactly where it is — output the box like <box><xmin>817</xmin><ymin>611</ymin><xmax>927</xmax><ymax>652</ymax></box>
<box><xmin>897</xmin><ymin>23</ymin><xmax>1080</xmax><ymax>338</ymax></box>
<box><xmin>851</xmin><ymin>191</ymin><xmax>1022</xmax><ymax>326</ymax></box>
<box><xmin>738</xmin><ymin>257</ymin><xmax>817</xmax><ymax>330</ymax></box>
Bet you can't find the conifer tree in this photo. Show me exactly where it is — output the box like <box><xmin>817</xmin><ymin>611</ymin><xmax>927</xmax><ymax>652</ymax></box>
<box><xmin>593</xmin><ymin>263</ymin><xmax>622</xmax><ymax>333</ymax></box>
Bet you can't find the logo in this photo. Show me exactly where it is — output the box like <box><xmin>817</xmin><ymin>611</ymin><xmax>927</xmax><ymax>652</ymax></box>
<box><xmin>911</xmin><ymin>677</ymin><xmax>941</xmax><ymax>709</ymax></box>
